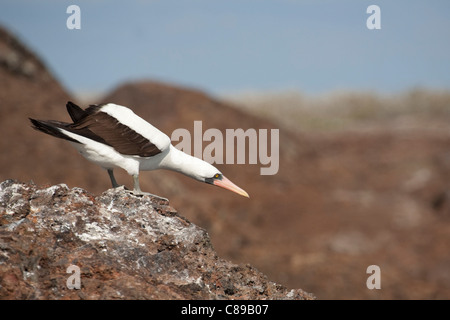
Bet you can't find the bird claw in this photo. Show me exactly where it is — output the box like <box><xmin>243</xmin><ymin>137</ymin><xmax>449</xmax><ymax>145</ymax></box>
<box><xmin>125</xmin><ymin>189</ymin><xmax>169</xmax><ymax>203</ymax></box>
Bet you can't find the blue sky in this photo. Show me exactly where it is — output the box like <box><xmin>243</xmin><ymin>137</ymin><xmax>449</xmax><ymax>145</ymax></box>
<box><xmin>1</xmin><ymin>0</ymin><xmax>450</xmax><ymax>97</ymax></box>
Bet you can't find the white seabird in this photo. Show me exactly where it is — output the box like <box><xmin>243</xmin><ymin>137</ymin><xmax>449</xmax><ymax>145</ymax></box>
<box><xmin>29</xmin><ymin>101</ymin><xmax>249</xmax><ymax>199</ymax></box>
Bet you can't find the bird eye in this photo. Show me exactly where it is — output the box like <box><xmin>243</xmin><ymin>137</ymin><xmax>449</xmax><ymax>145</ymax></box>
<box><xmin>214</xmin><ymin>173</ymin><xmax>220</xmax><ymax>179</ymax></box>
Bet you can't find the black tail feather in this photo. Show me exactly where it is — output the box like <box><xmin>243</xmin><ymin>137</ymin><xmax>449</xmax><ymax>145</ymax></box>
<box><xmin>29</xmin><ymin>118</ymin><xmax>79</xmax><ymax>143</ymax></box>
<box><xmin>66</xmin><ymin>101</ymin><xmax>86</xmax><ymax>123</ymax></box>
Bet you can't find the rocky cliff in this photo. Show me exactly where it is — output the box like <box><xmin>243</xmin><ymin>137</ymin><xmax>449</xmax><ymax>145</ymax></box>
<box><xmin>0</xmin><ymin>180</ymin><xmax>314</xmax><ymax>300</ymax></box>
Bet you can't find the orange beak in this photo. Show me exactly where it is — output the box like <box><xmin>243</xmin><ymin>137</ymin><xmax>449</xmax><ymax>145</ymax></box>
<box><xmin>213</xmin><ymin>176</ymin><xmax>249</xmax><ymax>198</ymax></box>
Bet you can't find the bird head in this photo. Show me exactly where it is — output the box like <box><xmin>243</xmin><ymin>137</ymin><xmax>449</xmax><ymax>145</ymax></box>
<box><xmin>205</xmin><ymin>172</ymin><xmax>249</xmax><ymax>198</ymax></box>
<box><xmin>166</xmin><ymin>145</ymin><xmax>249</xmax><ymax>198</ymax></box>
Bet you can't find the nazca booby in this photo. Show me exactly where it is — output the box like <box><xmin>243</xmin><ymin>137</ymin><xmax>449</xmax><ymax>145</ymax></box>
<box><xmin>29</xmin><ymin>101</ymin><xmax>249</xmax><ymax>199</ymax></box>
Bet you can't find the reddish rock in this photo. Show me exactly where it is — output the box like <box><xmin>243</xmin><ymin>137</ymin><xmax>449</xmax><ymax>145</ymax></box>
<box><xmin>0</xmin><ymin>180</ymin><xmax>314</xmax><ymax>300</ymax></box>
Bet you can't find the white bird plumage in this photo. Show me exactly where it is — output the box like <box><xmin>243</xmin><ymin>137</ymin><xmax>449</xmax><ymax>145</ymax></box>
<box><xmin>30</xmin><ymin>102</ymin><xmax>249</xmax><ymax>199</ymax></box>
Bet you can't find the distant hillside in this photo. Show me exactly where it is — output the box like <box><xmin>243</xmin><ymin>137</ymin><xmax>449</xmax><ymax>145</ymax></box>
<box><xmin>224</xmin><ymin>89</ymin><xmax>450</xmax><ymax>132</ymax></box>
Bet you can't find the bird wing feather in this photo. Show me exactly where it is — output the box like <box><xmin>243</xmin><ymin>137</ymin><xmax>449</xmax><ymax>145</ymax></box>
<box><xmin>71</xmin><ymin>107</ymin><xmax>163</xmax><ymax>157</ymax></box>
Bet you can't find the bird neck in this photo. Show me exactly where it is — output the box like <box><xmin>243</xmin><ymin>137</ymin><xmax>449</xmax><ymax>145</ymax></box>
<box><xmin>162</xmin><ymin>145</ymin><xmax>216</xmax><ymax>182</ymax></box>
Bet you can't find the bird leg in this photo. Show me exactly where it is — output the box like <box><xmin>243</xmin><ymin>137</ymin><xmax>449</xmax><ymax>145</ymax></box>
<box><xmin>129</xmin><ymin>174</ymin><xmax>168</xmax><ymax>202</ymax></box>
<box><xmin>107</xmin><ymin>169</ymin><xmax>120</xmax><ymax>188</ymax></box>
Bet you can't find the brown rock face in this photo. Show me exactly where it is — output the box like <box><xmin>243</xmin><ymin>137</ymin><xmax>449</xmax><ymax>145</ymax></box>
<box><xmin>0</xmin><ymin>180</ymin><xmax>314</xmax><ymax>300</ymax></box>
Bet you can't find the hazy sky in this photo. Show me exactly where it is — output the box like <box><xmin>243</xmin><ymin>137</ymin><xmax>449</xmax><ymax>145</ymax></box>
<box><xmin>1</xmin><ymin>0</ymin><xmax>450</xmax><ymax>97</ymax></box>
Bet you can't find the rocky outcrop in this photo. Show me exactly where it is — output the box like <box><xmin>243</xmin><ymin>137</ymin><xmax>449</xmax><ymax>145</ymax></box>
<box><xmin>0</xmin><ymin>180</ymin><xmax>314</xmax><ymax>300</ymax></box>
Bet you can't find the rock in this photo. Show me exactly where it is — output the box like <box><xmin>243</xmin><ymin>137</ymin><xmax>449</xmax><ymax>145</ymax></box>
<box><xmin>0</xmin><ymin>180</ymin><xmax>314</xmax><ymax>300</ymax></box>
